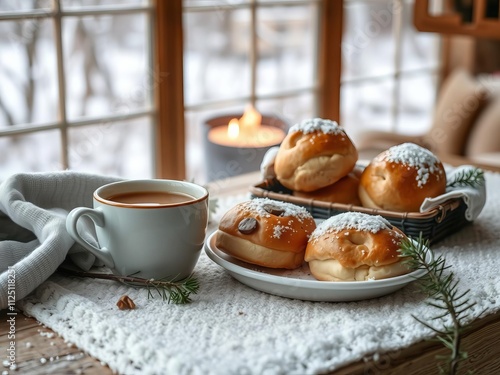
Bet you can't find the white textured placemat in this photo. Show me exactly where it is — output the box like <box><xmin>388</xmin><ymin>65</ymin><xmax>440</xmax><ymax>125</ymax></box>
<box><xmin>19</xmin><ymin>175</ymin><xmax>500</xmax><ymax>375</ymax></box>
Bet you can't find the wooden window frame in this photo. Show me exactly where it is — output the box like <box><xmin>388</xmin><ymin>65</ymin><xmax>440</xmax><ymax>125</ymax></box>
<box><xmin>26</xmin><ymin>0</ymin><xmax>433</xmax><ymax>182</ymax></box>
<box><xmin>154</xmin><ymin>0</ymin><xmax>186</xmax><ymax>180</ymax></box>
<box><xmin>155</xmin><ymin>0</ymin><xmax>441</xmax><ymax>178</ymax></box>
<box><xmin>0</xmin><ymin>1</ymin><xmax>439</xmax><ymax>180</ymax></box>
<box><xmin>414</xmin><ymin>0</ymin><xmax>500</xmax><ymax>40</ymax></box>
<box><xmin>0</xmin><ymin>0</ymin><xmax>340</xmax><ymax>181</ymax></box>
<box><xmin>154</xmin><ymin>0</ymin><xmax>343</xmax><ymax>180</ymax></box>
<box><xmin>0</xmin><ymin>2</ymin><xmax>155</xmax><ymax>177</ymax></box>
<box><xmin>318</xmin><ymin>0</ymin><xmax>343</xmax><ymax>123</ymax></box>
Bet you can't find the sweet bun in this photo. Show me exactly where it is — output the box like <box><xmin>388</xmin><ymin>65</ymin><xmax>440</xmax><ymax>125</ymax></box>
<box><xmin>216</xmin><ymin>198</ymin><xmax>316</xmax><ymax>269</ymax></box>
<box><xmin>274</xmin><ymin>118</ymin><xmax>358</xmax><ymax>192</ymax></box>
<box><xmin>293</xmin><ymin>172</ymin><xmax>362</xmax><ymax>206</ymax></box>
<box><xmin>305</xmin><ymin>212</ymin><xmax>410</xmax><ymax>281</ymax></box>
<box><xmin>359</xmin><ymin>143</ymin><xmax>446</xmax><ymax>212</ymax></box>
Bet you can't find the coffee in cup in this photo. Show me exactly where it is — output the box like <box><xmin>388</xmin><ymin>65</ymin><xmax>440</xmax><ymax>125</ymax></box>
<box><xmin>66</xmin><ymin>179</ymin><xmax>209</xmax><ymax>281</ymax></box>
<box><xmin>106</xmin><ymin>191</ymin><xmax>195</xmax><ymax>206</ymax></box>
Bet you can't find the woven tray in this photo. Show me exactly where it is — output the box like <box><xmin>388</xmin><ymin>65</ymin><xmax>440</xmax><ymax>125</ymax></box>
<box><xmin>249</xmin><ymin>178</ymin><xmax>471</xmax><ymax>244</ymax></box>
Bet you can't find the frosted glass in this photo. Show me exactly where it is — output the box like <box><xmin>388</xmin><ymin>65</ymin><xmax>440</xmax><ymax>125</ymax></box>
<box><xmin>63</xmin><ymin>13</ymin><xmax>150</xmax><ymax>121</ymax></box>
<box><xmin>0</xmin><ymin>19</ymin><xmax>58</xmax><ymax>126</ymax></box>
<box><xmin>68</xmin><ymin>117</ymin><xmax>153</xmax><ymax>178</ymax></box>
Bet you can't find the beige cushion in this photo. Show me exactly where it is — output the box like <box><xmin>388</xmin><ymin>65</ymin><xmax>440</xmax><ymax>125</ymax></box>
<box><xmin>423</xmin><ymin>69</ymin><xmax>489</xmax><ymax>155</ymax></box>
<box><xmin>469</xmin><ymin>153</ymin><xmax>500</xmax><ymax>167</ymax></box>
<box><xmin>465</xmin><ymin>96</ymin><xmax>500</xmax><ymax>156</ymax></box>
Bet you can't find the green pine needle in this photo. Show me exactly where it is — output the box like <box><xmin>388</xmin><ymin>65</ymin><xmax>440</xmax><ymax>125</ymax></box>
<box><xmin>57</xmin><ymin>267</ymin><xmax>200</xmax><ymax>305</ymax></box>
<box><xmin>399</xmin><ymin>233</ymin><xmax>477</xmax><ymax>374</ymax></box>
<box><xmin>146</xmin><ymin>275</ymin><xmax>200</xmax><ymax>304</ymax></box>
<box><xmin>446</xmin><ymin>168</ymin><xmax>484</xmax><ymax>189</ymax></box>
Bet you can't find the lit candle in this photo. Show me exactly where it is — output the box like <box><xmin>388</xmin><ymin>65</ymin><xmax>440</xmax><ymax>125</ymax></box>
<box><xmin>239</xmin><ymin>105</ymin><xmax>262</xmax><ymax>133</ymax></box>
<box><xmin>203</xmin><ymin>109</ymin><xmax>288</xmax><ymax>181</ymax></box>
<box><xmin>227</xmin><ymin>118</ymin><xmax>240</xmax><ymax>139</ymax></box>
<box><xmin>207</xmin><ymin>106</ymin><xmax>285</xmax><ymax>148</ymax></box>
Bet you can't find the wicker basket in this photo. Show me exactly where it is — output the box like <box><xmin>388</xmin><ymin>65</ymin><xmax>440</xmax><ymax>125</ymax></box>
<box><xmin>249</xmin><ymin>178</ymin><xmax>471</xmax><ymax>244</ymax></box>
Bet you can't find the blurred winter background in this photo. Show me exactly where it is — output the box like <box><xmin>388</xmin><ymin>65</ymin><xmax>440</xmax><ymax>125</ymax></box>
<box><xmin>0</xmin><ymin>0</ymin><xmax>441</xmax><ymax>184</ymax></box>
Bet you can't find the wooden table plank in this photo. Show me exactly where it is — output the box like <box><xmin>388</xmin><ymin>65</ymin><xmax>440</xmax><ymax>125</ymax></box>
<box><xmin>0</xmin><ymin>309</ymin><xmax>111</xmax><ymax>374</ymax></box>
<box><xmin>2</xmin><ymin>308</ymin><xmax>500</xmax><ymax>374</ymax></box>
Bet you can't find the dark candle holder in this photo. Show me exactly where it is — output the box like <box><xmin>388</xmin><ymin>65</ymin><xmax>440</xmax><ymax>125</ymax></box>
<box><xmin>203</xmin><ymin>113</ymin><xmax>288</xmax><ymax>182</ymax></box>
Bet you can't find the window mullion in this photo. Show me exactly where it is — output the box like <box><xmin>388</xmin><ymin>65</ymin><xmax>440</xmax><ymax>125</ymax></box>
<box><xmin>318</xmin><ymin>0</ymin><xmax>342</xmax><ymax>122</ymax></box>
<box><xmin>391</xmin><ymin>0</ymin><xmax>404</xmax><ymax>133</ymax></box>
<box><xmin>52</xmin><ymin>0</ymin><xmax>69</xmax><ymax>170</ymax></box>
<box><xmin>250</xmin><ymin>0</ymin><xmax>257</xmax><ymax>107</ymax></box>
<box><xmin>154</xmin><ymin>0</ymin><xmax>185</xmax><ymax>179</ymax></box>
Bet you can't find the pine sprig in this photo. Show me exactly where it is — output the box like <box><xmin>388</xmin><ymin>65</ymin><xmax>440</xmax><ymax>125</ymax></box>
<box><xmin>446</xmin><ymin>168</ymin><xmax>484</xmax><ymax>189</ymax></box>
<box><xmin>399</xmin><ymin>234</ymin><xmax>477</xmax><ymax>374</ymax></box>
<box><xmin>58</xmin><ymin>267</ymin><xmax>199</xmax><ymax>304</ymax></box>
<box><xmin>146</xmin><ymin>276</ymin><xmax>200</xmax><ymax>304</ymax></box>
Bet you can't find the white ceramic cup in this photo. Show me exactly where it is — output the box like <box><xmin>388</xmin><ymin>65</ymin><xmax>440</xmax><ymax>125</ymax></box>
<box><xmin>66</xmin><ymin>179</ymin><xmax>209</xmax><ymax>281</ymax></box>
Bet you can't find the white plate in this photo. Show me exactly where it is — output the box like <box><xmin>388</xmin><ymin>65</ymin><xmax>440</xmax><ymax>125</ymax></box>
<box><xmin>204</xmin><ymin>231</ymin><xmax>431</xmax><ymax>302</ymax></box>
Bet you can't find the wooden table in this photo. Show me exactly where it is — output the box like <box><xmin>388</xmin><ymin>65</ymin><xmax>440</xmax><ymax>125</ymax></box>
<box><xmin>1</xmin><ymin>172</ymin><xmax>500</xmax><ymax>374</ymax></box>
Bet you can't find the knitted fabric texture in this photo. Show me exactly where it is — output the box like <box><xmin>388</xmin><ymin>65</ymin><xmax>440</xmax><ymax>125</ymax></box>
<box><xmin>15</xmin><ymin>172</ymin><xmax>500</xmax><ymax>375</ymax></box>
<box><xmin>0</xmin><ymin>171</ymin><xmax>120</xmax><ymax>309</ymax></box>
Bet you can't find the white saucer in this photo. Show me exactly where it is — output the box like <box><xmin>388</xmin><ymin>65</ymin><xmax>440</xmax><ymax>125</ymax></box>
<box><xmin>204</xmin><ymin>231</ymin><xmax>431</xmax><ymax>302</ymax></box>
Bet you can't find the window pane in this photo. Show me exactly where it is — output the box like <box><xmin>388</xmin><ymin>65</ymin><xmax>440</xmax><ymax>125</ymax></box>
<box><xmin>67</xmin><ymin>117</ymin><xmax>153</xmax><ymax>178</ymax></box>
<box><xmin>401</xmin><ymin>1</ymin><xmax>440</xmax><ymax>71</ymax></box>
<box><xmin>61</xmin><ymin>0</ymin><xmax>147</xmax><ymax>9</ymax></box>
<box><xmin>63</xmin><ymin>13</ymin><xmax>150</xmax><ymax>121</ymax></box>
<box><xmin>396</xmin><ymin>73</ymin><xmax>437</xmax><ymax>134</ymax></box>
<box><xmin>183</xmin><ymin>9</ymin><xmax>251</xmax><ymax>105</ymax></box>
<box><xmin>184</xmin><ymin>1</ymin><xmax>249</xmax><ymax>7</ymax></box>
<box><xmin>340</xmin><ymin>79</ymin><xmax>395</xmax><ymax>142</ymax></box>
<box><xmin>256</xmin><ymin>4</ymin><xmax>317</xmax><ymax>95</ymax></box>
<box><xmin>0</xmin><ymin>0</ymin><xmax>51</xmax><ymax>12</ymax></box>
<box><xmin>258</xmin><ymin>0</ymin><xmax>311</xmax><ymax>3</ymax></box>
<box><xmin>256</xmin><ymin>93</ymin><xmax>315</xmax><ymax>125</ymax></box>
<box><xmin>342</xmin><ymin>1</ymin><xmax>395</xmax><ymax>81</ymax></box>
<box><xmin>0</xmin><ymin>130</ymin><xmax>61</xmax><ymax>180</ymax></box>
<box><xmin>0</xmin><ymin>19</ymin><xmax>58</xmax><ymax>126</ymax></box>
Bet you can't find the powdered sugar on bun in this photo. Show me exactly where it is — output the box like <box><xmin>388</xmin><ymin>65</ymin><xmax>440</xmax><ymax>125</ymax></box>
<box><xmin>242</xmin><ymin>198</ymin><xmax>313</xmax><ymax>224</ymax></box>
<box><xmin>288</xmin><ymin>118</ymin><xmax>345</xmax><ymax>135</ymax></box>
<box><xmin>216</xmin><ymin>198</ymin><xmax>316</xmax><ymax>269</ymax></box>
<box><xmin>274</xmin><ymin>118</ymin><xmax>358</xmax><ymax>192</ymax></box>
<box><xmin>305</xmin><ymin>212</ymin><xmax>410</xmax><ymax>281</ymax></box>
<box><xmin>380</xmin><ymin>143</ymin><xmax>444</xmax><ymax>187</ymax></box>
<box><xmin>359</xmin><ymin>143</ymin><xmax>447</xmax><ymax>212</ymax></box>
<box><xmin>310</xmin><ymin>212</ymin><xmax>394</xmax><ymax>240</ymax></box>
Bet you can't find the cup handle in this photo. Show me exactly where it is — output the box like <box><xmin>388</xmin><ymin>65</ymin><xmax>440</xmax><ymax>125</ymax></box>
<box><xmin>66</xmin><ymin>207</ymin><xmax>115</xmax><ymax>269</ymax></box>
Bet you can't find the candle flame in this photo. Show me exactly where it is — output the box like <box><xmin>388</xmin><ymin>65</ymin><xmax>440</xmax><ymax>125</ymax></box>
<box><xmin>239</xmin><ymin>104</ymin><xmax>262</xmax><ymax>130</ymax></box>
<box><xmin>225</xmin><ymin>105</ymin><xmax>262</xmax><ymax>140</ymax></box>
<box><xmin>227</xmin><ymin>118</ymin><xmax>240</xmax><ymax>139</ymax></box>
